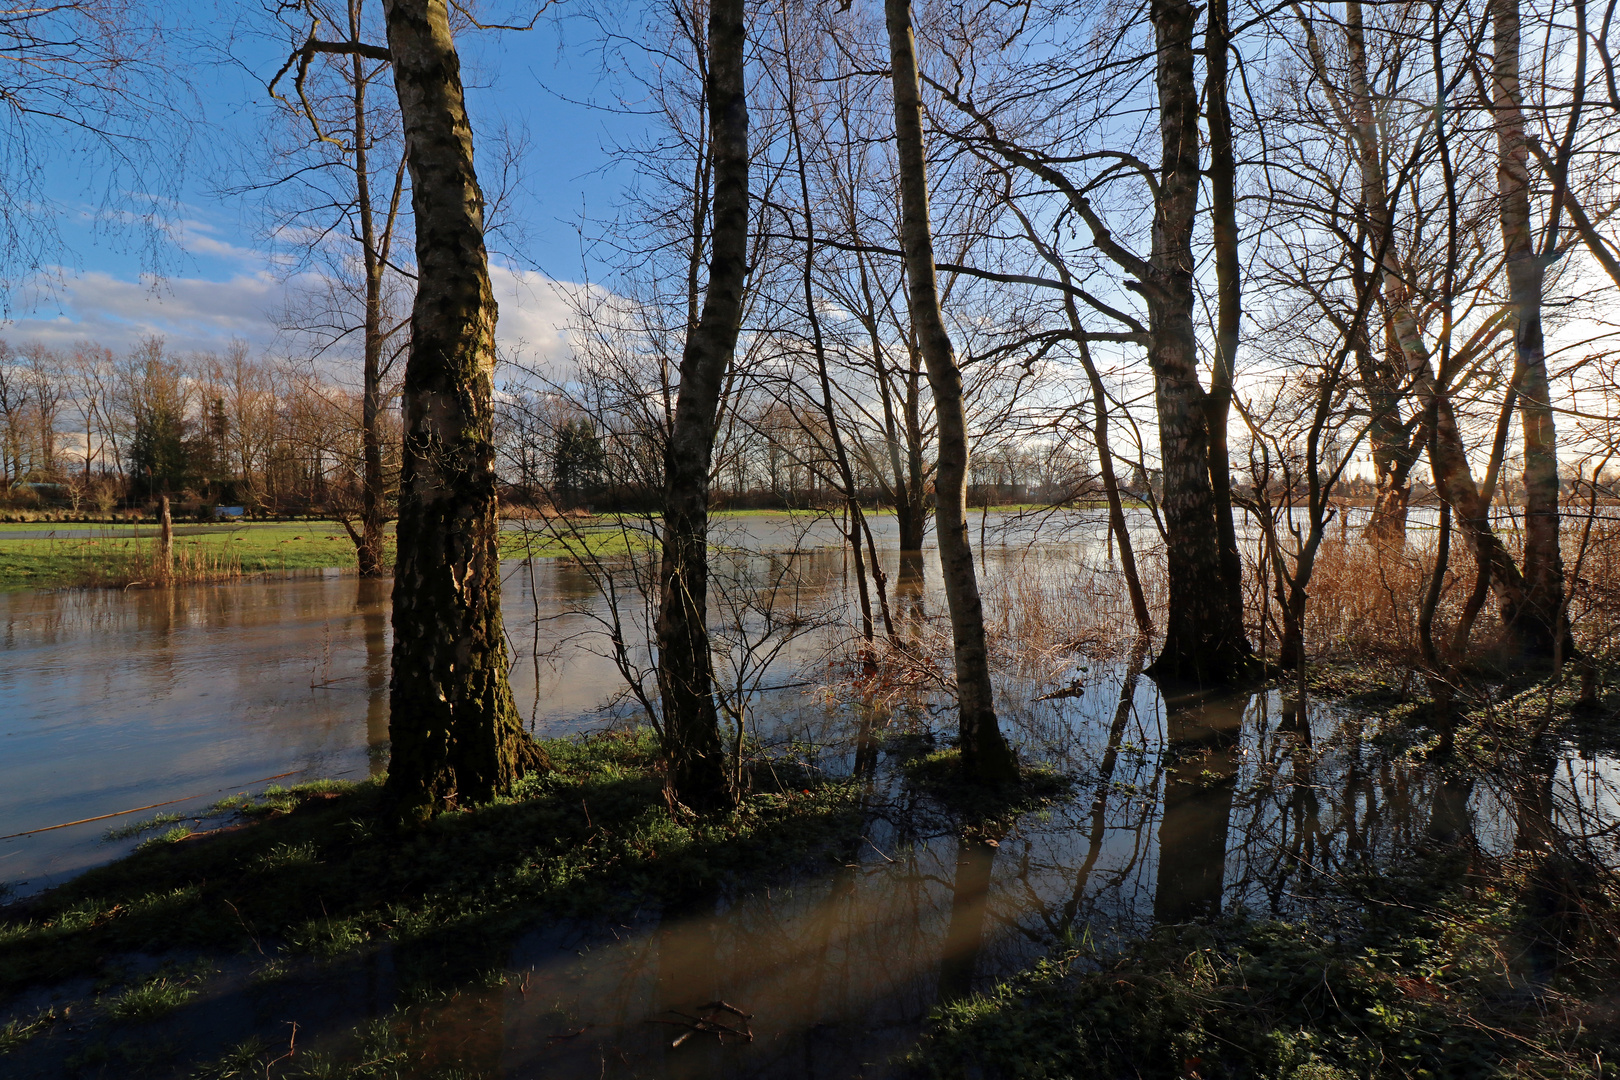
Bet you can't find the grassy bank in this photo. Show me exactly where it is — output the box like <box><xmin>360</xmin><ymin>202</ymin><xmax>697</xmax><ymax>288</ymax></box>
<box><xmin>910</xmin><ymin>846</ymin><xmax>1620</xmax><ymax>1079</ymax></box>
<box><xmin>0</xmin><ymin>521</ymin><xmax>639</xmax><ymax>590</ymax></box>
<box><xmin>0</xmin><ymin>731</ymin><xmax>864</xmax><ymax>1076</ymax></box>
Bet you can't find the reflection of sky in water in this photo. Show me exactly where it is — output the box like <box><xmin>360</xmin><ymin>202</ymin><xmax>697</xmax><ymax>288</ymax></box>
<box><xmin>1</xmin><ymin>512</ymin><xmax>1618</xmax><ymax>1078</ymax></box>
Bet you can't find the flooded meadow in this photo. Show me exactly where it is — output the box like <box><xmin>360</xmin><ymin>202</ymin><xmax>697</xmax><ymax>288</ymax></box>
<box><xmin>2</xmin><ymin>512</ymin><xmax>1617</xmax><ymax>1078</ymax></box>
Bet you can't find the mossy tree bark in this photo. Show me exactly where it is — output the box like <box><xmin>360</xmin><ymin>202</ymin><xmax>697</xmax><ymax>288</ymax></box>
<box><xmin>380</xmin><ymin>0</ymin><xmax>538</xmax><ymax>815</ymax></box>
<box><xmin>885</xmin><ymin>0</ymin><xmax>1018</xmax><ymax>782</ymax></box>
<box><xmin>654</xmin><ymin>0</ymin><xmax>748</xmax><ymax>811</ymax></box>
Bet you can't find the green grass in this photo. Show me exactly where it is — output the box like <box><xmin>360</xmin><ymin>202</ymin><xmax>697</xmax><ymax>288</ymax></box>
<box><xmin>103</xmin><ymin>973</ymin><xmax>202</xmax><ymax>1022</ymax></box>
<box><xmin>0</xmin><ymin>519</ymin><xmax>638</xmax><ymax>589</ymax></box>
<box><xmin>0</xmin><ymin>732</ymin><xmax>861</xmax><ymax>1000</ymax></box>
<box><xmin>0</xmin><ymin>522</ymin><xmax>377</xmax><ymax>589</ymax></box>
<box><xmin>103</xmin><ymin>812</ymin><xmax>186</xmax><ymax>842</ymax></box>
<box><xmin>910</xmin><ymin>851</ymin><xmax>1620</xmax><ymax>1079</ymax></box>
<box><xmin>0</xmin><ymin>1006</ymin><xmax>60</xmax><ymax>1054</ymax></box>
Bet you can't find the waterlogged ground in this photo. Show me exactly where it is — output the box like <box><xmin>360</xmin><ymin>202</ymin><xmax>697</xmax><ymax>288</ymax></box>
<box><xmin>1</xmin><ymin>511</ymin><xmax>1618</xmax><ymax>1078</ymax></box>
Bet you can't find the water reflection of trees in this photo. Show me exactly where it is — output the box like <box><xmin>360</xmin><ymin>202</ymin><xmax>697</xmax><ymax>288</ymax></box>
<box><xmin>364</xmin><ymin>654</ymin><xmax>1620</xmax><ymax>1078</ymax></box>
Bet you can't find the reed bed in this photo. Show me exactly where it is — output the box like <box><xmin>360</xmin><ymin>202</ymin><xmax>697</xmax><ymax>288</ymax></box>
<box><xmin>842</xmin><ymin>510</ymin><xmax>1620</xmax><ymax>699</ymax></box>
<box><xmin>979</xmin><ymin>547</ymin><xmax>1165</xmax><ymax>673</ymax></box>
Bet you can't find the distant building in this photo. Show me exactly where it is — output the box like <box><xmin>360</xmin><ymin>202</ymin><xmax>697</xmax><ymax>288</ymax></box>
<box><xmin>216</xmin><ymin>506</ymin><xmax>245</xmax><ymax>518</ymax></box>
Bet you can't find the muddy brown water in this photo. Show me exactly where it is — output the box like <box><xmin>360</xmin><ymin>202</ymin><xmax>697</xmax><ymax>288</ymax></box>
<box><xmin>2</xmin><ymin>512</ymin><xmax>1617</xmax><ymax>1078</ymax></box>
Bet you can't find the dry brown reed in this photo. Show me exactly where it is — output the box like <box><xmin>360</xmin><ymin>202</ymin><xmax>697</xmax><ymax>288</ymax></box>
<box><xmin>76</xmin><ymin>545</ymin><xmax>249</xmax><ymax>589</ymax></box>
<box><xmin>814</xmin><ymin>508</ymin><xmax>1620</xmax><ymax>711</ymax></box>
<box><xmin>1254</xmin><ymin>510</ymin><xmax>1620</xmax><ymax>670</ymax></box>
<box><xmin>1286</xmin><ymin>534</ymin><xmax>1470</xmax><ymax>664</ymax></box>
<box><xmin>979</xmin><ymin>547</ymin><xmax>1165</xmax><ymax>674</ymax></box>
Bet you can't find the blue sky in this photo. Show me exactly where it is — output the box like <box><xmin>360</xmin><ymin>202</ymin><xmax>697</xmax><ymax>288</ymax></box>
<box><xmin>8</xmin><ymin>4</ymin><xmax>642</xmax><ymax>360</ymax></box>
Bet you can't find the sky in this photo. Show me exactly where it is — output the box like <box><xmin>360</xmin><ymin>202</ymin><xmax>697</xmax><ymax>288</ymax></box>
<box><xmin>6</xmin><ymin>4</ymin><xmax>642</xmax><ymax>365</ymax></box>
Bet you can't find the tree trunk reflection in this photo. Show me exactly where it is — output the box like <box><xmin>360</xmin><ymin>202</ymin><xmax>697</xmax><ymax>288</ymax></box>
<box><xmin>1154</xmin><ymin>690</ymin><xmax>1247</xmax><ymax>923</ymax></box>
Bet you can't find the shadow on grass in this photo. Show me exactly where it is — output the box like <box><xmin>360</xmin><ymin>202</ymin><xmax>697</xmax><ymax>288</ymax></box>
<box><xmin>0</xmin><ymin>731</ymin><xmax>867</xmax><ymax>1077</ymax></box>
<box><xmin>907</xmin><ymin>842</ymin><xmax>1620</xmax><ymax>1080</ymax></box>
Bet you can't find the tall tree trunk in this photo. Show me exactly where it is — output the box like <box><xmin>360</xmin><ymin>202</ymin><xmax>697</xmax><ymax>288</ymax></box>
<box><xmin>654</xmin><ymin>0</ymin><xmax>749</xmax><ymax>811</ymax></box>
<box><xmin>1492</xmin><ymin>0</ymin><xmax>1566</xmax><ymax>659</ymax></box>
<box><xmin>1145</xmin><ymin>0</ymin><xmax>1252</xmax><ymax>684</ymax></box>
<box><xmin>900</xmin><ymin>341</ymin><xmax>929</xmax><ymax>552</ymax></box>
<box><xmin>1205</xmin><ymin>0</ymin><xmax>1246</xmax><ymax>634</ymax></box>
<box><xmin>381</xmin><ymin>0</ymin><xmax>537</xmax><ymax>815</ymax></box>
<box><xmin>885</xmin><ymin>0</ymin><xmax>1017</xmax><ymax>782</ymax></box>
<box><xmin>351</xmin><ymin>14</ymin><xmax>391</xmax><ymax>578</ymax></box>
<box><xmin>1344</xmin><ymin>0</ymin><xmax>1421</xmax><ymax>545</ymax></box>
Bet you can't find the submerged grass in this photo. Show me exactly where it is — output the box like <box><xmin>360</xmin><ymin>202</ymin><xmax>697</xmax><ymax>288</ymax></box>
<box><xmin>0</xmin><ymin>1006</ymin><xmax>60</xmax><ymax>1053</ymax></box>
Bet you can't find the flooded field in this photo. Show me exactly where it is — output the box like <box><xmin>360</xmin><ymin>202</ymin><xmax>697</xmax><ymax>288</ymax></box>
<box><xmin>2</xmin><ymin>511</ymin><xmax>1617</xmax><ymax>1078</ymax></box>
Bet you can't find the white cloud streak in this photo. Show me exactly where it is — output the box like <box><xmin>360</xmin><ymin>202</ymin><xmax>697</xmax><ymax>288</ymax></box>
<box><xmin>3</xmin><ymin>263</ymin><xmax>585</xmax><ymax>367</ymax></box>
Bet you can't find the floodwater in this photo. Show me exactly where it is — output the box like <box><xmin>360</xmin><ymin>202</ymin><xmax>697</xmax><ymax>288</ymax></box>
<box><xmin>0</xmin><ymin>511</ymin><xmax>1083</xmax><ymax>894</ymax></box>
<box><xmin>2</xmin><ymin>511</ymin><xmax>1618</xmax><ymax>1078</ymax></box>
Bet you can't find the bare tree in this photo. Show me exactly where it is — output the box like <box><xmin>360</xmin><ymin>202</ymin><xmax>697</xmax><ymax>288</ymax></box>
<box><xmin>21</xmin><ymin>345</ymin><xmax>65</xmax><ymax>480</ymax></box>
<box><xmin>257</xmin><ymin>0</ymin><xmax>413</xmax><ymax>574</ymax></box>
<box><xmin>884</xmin><ymin>0</ymin><xmax>1018</xmax><ymax>781</ymax></box>
<box><xmin>653</xmin><ymin>0</ymin><xmax>750</xmax><ymax>810</ymax></box>
<box><xmin>0</xmin><ymin>2</ymin><xmax>191</xmax><ymax>308</ymax></box>
<box><xmin>1490</xmin><ymin>0</ymin><xmax>1568</xmax><ymax>659</ymax></box>
<box><xmin>0</xmin><ymin>342</ymin><xmax>30</xmax><ymax>489</ymax></box>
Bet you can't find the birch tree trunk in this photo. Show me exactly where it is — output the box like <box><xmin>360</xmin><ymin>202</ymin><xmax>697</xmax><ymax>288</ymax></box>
<box><xmin>654</xmin><ymin>0</ymin><xmax>748</xmax><ymax>810</ymax></box>
<box><xmin>1144</xmin><ymin>0</ymin><xmax>1253</xmax><ymax>684</ymax></box>
<box><xmin>381</xmin><ymin>0</ymin><xmax>538</xmax><ymax>815</ymax></box>
<box><xmin>1492</xmin><ymin>0</ymin><xmax>1567</xmax><ymax>659</ymax></box>
<box><xmin>885</xmin><ymin>0</ymin><xmax>1018</xmax><ymax>781</ymax></box>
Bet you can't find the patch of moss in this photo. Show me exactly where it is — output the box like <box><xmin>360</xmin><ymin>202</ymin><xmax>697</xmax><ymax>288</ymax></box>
<box><xmin>902</xmin><ymin>748</ymin><xmax>1075</xmax><ymax>836</ymax></box>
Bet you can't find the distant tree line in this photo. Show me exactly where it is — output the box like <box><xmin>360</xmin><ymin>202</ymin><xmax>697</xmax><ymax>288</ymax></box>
<box><xmin>0</xmin><ymin>337</ymin><xmax>401</xmax><ymax>526</ymax></box>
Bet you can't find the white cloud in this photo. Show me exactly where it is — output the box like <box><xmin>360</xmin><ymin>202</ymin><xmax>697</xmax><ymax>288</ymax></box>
<box><xmin>4</xmin><ymin>270</ymin><xmax>300</xmax><ymax>355</ymax></box>
<box><xmin>490</xmin><ymin>263</ymin><xmax>579</xmax><ymax>369</ymax></box>
<box><xmin>3</xmin><ymin>263</ymin><xmax>586</xmax><ymax>366</ymax></box>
